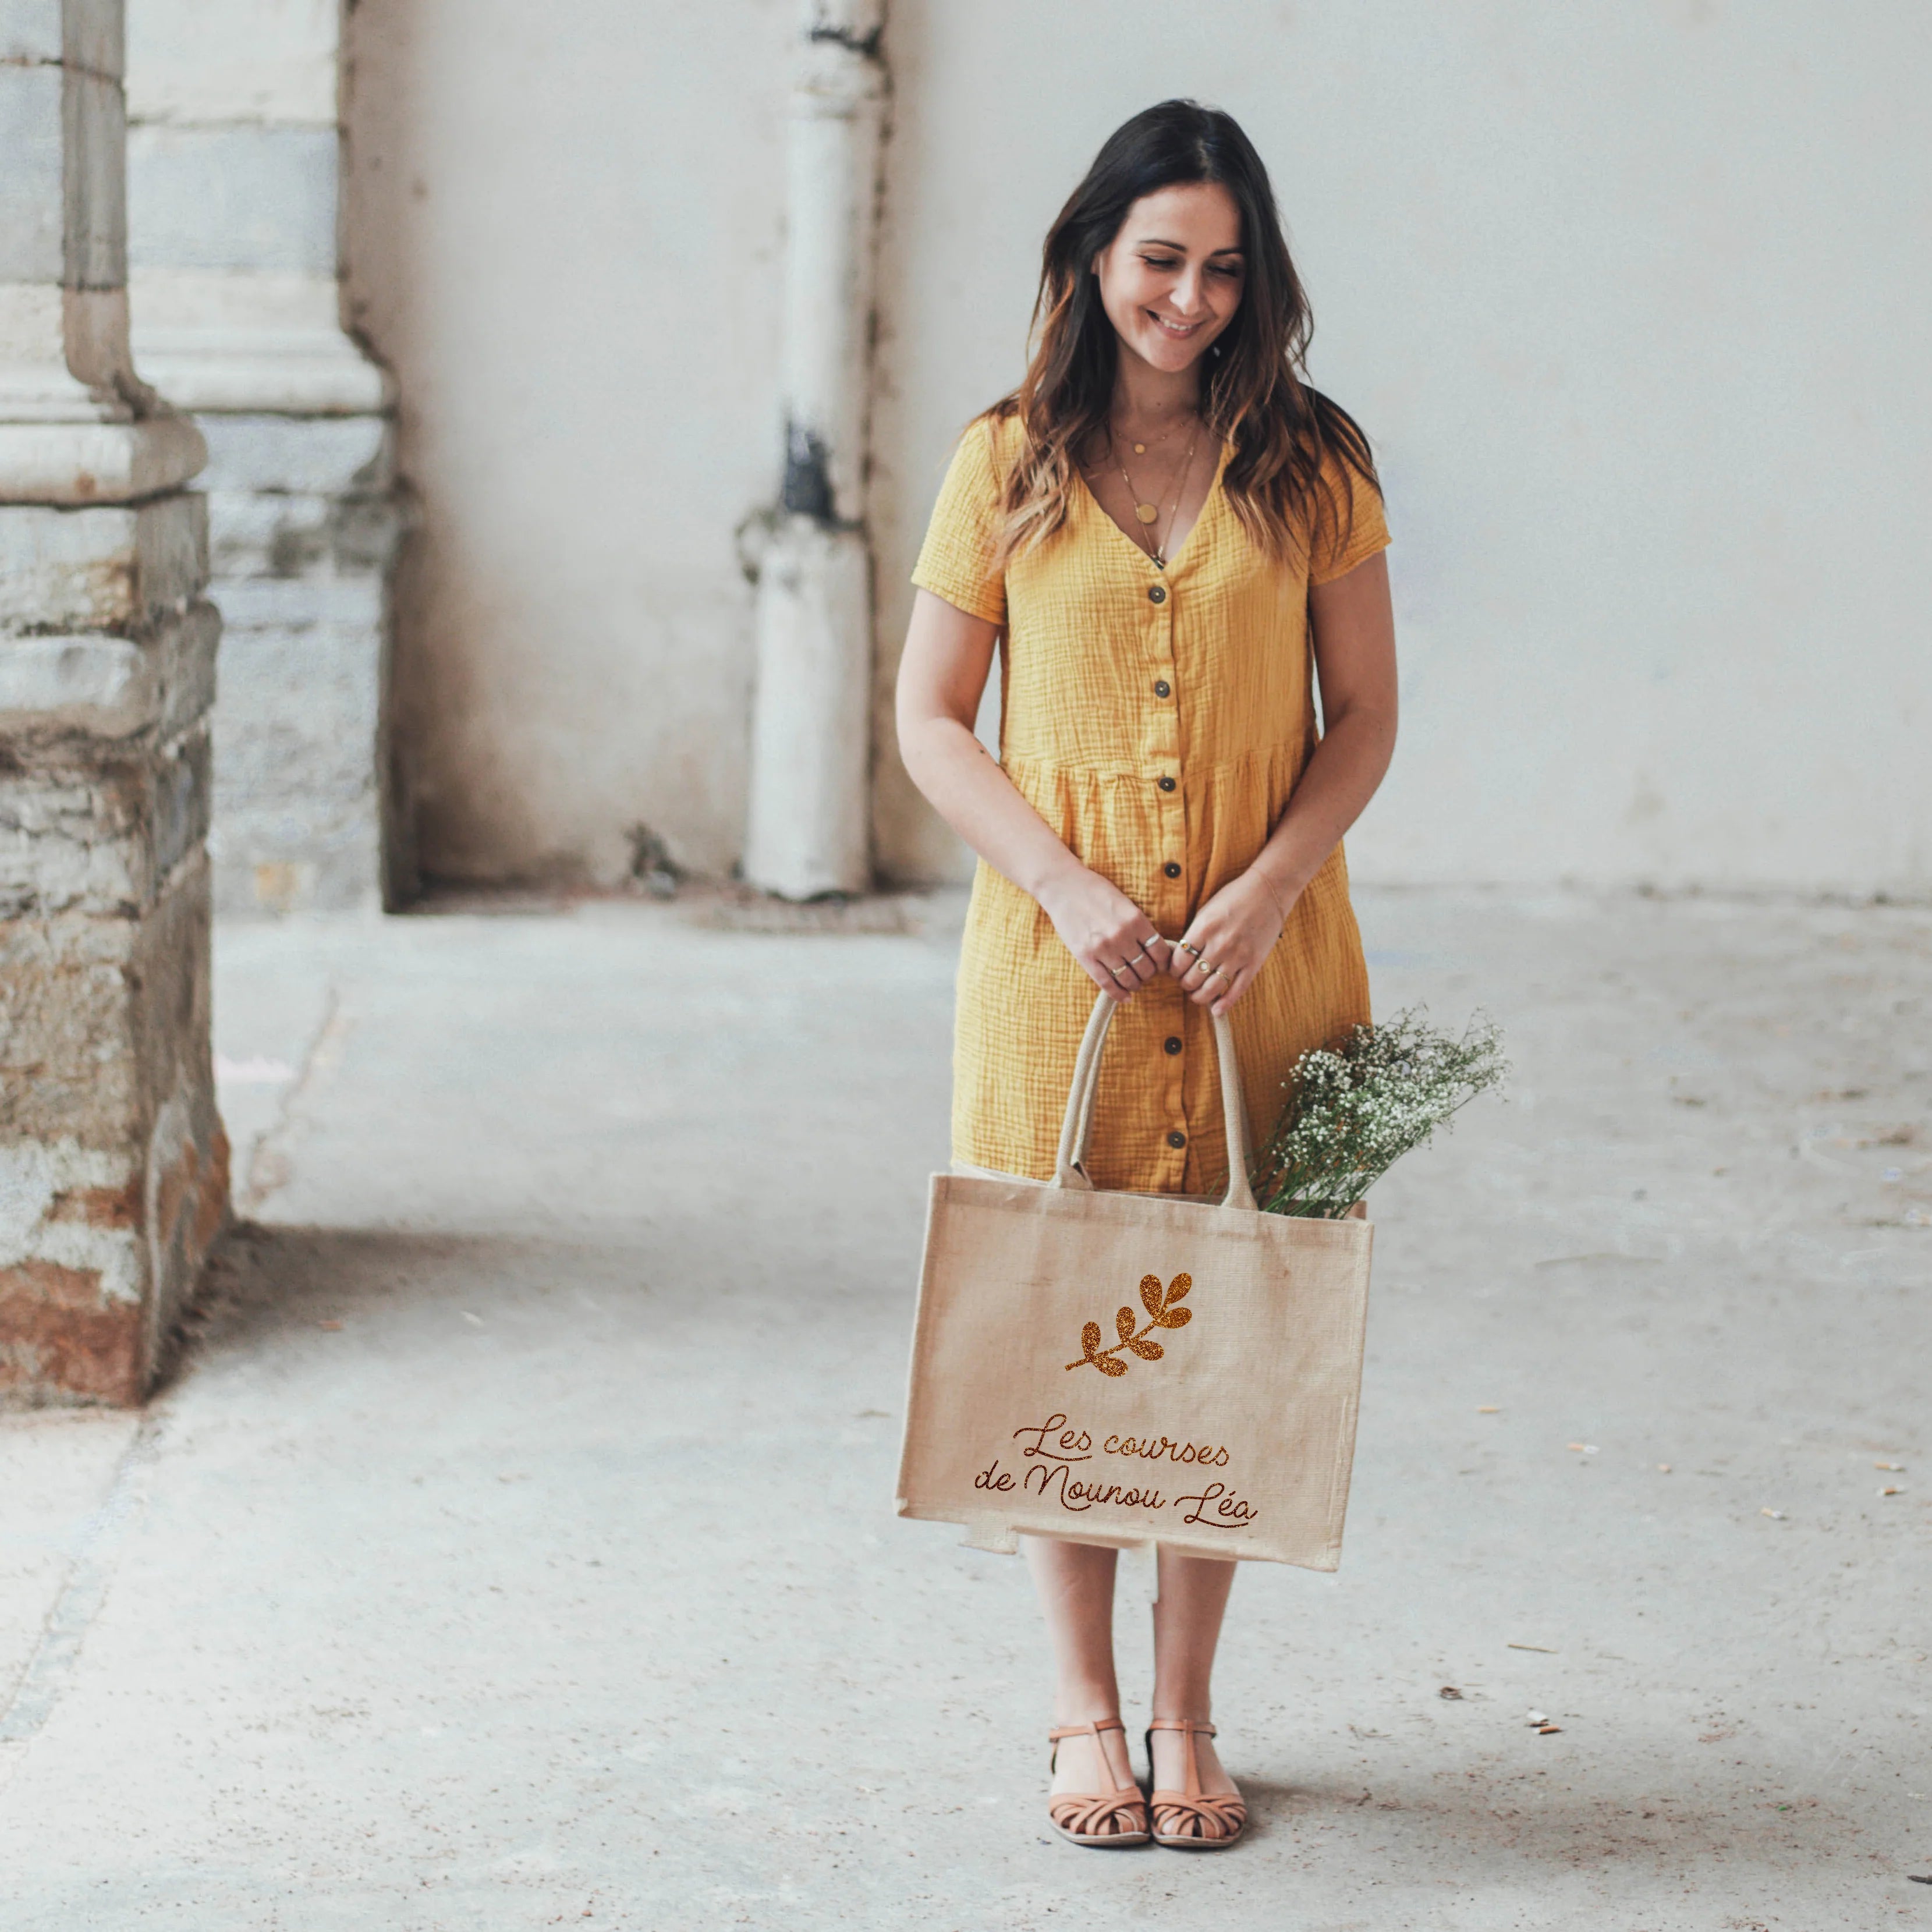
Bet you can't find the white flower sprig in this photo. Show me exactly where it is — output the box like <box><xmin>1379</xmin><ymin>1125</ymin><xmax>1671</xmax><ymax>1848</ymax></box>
<box><xmin>1251</xmin><ymin>1009</ymin><xmax>1508</xmax><ymax>1218</ymax></box>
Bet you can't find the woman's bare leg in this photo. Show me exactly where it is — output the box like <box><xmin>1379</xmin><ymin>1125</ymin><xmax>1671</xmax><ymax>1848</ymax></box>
<box><xmin>1149</xmin><ymin>1548</ymin><xmax>1241</xmax><ymax>1795</ymax></box>
<box><xmin>1024</xmin><ymin>1537</ymin><xmax>1137</xmax><ymax>1816</ymax></box>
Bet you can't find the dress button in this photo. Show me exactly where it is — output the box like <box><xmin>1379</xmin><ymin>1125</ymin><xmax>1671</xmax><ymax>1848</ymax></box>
<box><xmin>1167</xmin><ymin>1130</ymin><xmax>1187</xmax><ymax>1149</ymax></box>
<box><xmin>1163</xmin><ymin>862</ymin><xmax>1181</xmax><ymax>878</ymax></box>
<box><xmin>1153</xmin><ymin>679</ymin><xmax>1171</xmax><ymax>698</ymax></box>
<box><xmin>1164</xmin><ymin>1036</ymin><xmax>1182</xmax><ymax>1055</ymax></box>
<box><xmin>1147</xmin><ymin>584</ymin><xmax>1167</xmax><ymax>604</ymax></box>
<box><xmin>1157</xmin><ymin>775</ymin><xmax>1176</xmax><ymax>792</ymax></box>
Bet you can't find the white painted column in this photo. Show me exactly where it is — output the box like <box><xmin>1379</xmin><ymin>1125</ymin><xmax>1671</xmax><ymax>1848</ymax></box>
<box><xmin>742</xmin><ymin>0</ymin><xmax>887</xmax><ymax>899</ymax></box>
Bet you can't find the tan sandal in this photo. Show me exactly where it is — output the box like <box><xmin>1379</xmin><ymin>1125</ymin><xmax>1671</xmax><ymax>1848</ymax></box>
<box><xmin>1045</xmin><ymin>1717</ymin><xmax>1150</xmax><ymax>1848</ymax></box>
<box><xmin>1146</xmin><ymin>1718</ymin><xmax>1247</xmax><ymax>1849</ymax></box>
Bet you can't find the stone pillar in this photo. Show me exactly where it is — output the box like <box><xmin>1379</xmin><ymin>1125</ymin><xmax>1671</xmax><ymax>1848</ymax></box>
<box><xmin>124</xmin><ymin>0</ymin><xmax>400</xmax><ymax>912</ymax></box>
<box><xmin>0</xmin><ymin>0</ymin><xmax>227</xmax><ymax>1404</ymax></box>
<box><xmin>742</xmin><ymin>0</ymin><xmax>887</xmax><ymax>899</ymax></box>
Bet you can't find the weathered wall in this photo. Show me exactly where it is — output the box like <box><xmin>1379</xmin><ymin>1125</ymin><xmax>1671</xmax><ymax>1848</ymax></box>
<box><xmin>342</xmin><ymin>0</ymin><xmax>790</xmax><ymax>888</ymax></box>
<box><xmin>344</xmin><ymin>1</ymin><xmax>1932</xmax><ymax>897</ymax></box>
<box><xmin>0</xmin><ymin>495</ymin><xmax>228</xmax><ymax>1402</ymax></box>
<box><xmin>1</xmin><ymin>0</ymin><xmax>229</xmax><ymax>1405</ymax></box>
<box><xmin>125</xmin><ymin>0</ymin><xmax>400</xmax><ymax>914</ymax></box>
<box><xmin>870</xmin><ymin>1</ymin><xmax>1932</xmax><ymax>895</ymax></box>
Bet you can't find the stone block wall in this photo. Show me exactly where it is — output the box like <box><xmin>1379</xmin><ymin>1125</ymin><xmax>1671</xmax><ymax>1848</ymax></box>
<box><xmin>1</xmin><ymin>0</ymin><xmax>228</xmax><ymax>1403</ymax></box>
<box><xmin>194</xmin><ymin>414</ymin><xmax>396</xmax><ymax>910</ymax></box>
<box><xmin>126</xmin><ymin>0</ymin><xmax>400</xmax><ymax>913</ymax></box>
<box><xmin>0</xmin><ymin>497</ymin><xmax>228</xmax><ymax>1402</ymax></box>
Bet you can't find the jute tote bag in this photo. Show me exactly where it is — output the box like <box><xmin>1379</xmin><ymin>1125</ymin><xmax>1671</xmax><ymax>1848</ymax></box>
<box><xmin>896</xmin><ymin>991</ymin><xmax>1373</xmax><ymax>1569</ymax></box>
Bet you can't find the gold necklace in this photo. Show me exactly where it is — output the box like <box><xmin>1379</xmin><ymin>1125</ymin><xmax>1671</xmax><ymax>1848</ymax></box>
<box><xmin>1115</xmin><ymin>424</ymin><xmax>1200</xmax><ymax>568</ymax></box>
<box><xmin>1118</xmin><ymin>412</ymin><xmax>1185</xmax><ymax>460</ymax></box>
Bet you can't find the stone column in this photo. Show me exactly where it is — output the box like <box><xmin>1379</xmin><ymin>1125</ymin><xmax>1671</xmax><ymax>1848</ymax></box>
<box><xmin>124</xmin><ymin>0</ymin><xmax>400</xmax><ymax>912</ymax></box>
<box><xmin>0</xmin><ymin>0</ymin><xmax>227</xmax><ymax>1404</ymax></box>
<box><xmin>742</xmin><ymin>0</ymin><xmax>887</xmax><ymax>899</ymax></box>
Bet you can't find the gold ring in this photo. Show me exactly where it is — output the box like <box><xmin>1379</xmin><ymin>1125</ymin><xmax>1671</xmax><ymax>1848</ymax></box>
<box><xmin>1178</xmin><ymin>942</ymin><xmax>1204</xmax><ymax>958</ymax></box>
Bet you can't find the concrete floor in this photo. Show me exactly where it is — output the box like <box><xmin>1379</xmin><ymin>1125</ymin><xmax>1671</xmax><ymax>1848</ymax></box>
<box><xmin>1</xmin><ymin>886</ymin><xmax>1928</xmax><ymax>1930</ymax></box>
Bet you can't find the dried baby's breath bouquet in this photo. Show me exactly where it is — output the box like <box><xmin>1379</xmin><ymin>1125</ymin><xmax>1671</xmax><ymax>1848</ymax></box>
<box><xmin>1251</xmin><ymin>1009</ymin><xmax>1507</xmax><ymax>1218</ymax></box>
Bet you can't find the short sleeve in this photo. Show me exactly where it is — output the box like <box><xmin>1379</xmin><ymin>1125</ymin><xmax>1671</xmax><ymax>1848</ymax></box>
<box><xmin>1307</xmin><ymin>452</ymin><xmax>1390</xmax><ymax>586</ymax></box>
<box><xmin>910</xmin><ymin>420</ymin><xmax>1008</xmax><ymax>626</ymax></box>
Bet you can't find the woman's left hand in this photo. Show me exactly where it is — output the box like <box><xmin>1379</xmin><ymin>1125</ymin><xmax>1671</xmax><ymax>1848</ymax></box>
<box><xmin>1168</xmin><ymin>869</ymin><xmax>1296</xmax><ymax>1016</ymax></box>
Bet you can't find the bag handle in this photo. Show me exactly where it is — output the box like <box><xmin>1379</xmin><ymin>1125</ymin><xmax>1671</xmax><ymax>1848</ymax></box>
<box><xmin>1052</xmin><ymin>991</ymin><xmax>1258</xmax><ymax>1212</ymax></box>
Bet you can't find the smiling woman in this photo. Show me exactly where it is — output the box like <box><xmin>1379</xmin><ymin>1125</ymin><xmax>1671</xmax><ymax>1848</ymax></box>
<box><xmin>894</xmin><ymin>98</ymin><xmax>1398</xmax><ymax>1852</ymax></box>
<box><xmin>984</xmin><ymin>104</ymin><xmax>1377</xmax><ymax>578</ymax></box>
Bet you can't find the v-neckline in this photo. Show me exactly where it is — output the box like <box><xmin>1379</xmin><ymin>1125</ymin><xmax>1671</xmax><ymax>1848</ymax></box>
<box><xmin>1077</xmin><ymin>440</ymin><xmax>1229</xmax><ymax>577</ymax></box>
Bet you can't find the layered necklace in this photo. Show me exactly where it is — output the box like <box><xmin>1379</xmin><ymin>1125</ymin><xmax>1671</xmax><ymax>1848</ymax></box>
<box><xmin>1111</xmin><ymin>414</ymin><xmax>1201</xmax><ymax>570</ymax></box>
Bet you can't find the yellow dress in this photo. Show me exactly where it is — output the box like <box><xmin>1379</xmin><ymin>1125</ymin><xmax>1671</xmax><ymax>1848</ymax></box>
<box><xmin>912</xmin><ymin>410</ymin><xmax>1390</xmax><ymax>1197</ymax></box>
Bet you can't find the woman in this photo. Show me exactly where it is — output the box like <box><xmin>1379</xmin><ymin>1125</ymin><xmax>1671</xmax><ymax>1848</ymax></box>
<box><xmin>895</xmin><ymin>100</ymin><xmax>1398</xmax><ymax>1851</ymax></box>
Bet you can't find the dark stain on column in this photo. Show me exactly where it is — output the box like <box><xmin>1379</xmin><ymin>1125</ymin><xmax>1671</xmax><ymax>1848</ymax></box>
<box><xmin>807</xmin><ymin>22</ymin><xmax>884</xmax><ymax>58</ymax></box>
<box><xmin>782</xmin><ymin>421</ymin><xmax>837</xmax><ymax>524</ymax></box>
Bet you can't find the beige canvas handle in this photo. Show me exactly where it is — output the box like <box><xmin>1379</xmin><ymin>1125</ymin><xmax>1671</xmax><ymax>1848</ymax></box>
<box><xmin>1053</xmin><ymin>991</ymin><xmax>1258</xmax><ymax>1212</ymax></box>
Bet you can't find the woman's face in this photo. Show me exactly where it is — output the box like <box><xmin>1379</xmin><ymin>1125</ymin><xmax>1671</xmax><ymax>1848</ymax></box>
<box><xmin>1091</xmin><ymin>180</ymin><xmax>1246</xmax><ymax>378</ymax></box>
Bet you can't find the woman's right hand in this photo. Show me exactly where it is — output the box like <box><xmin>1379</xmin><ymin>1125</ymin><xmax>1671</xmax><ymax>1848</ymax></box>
<box><xmin>894</xmin><ymin>593</ymin><xmax>1167</xmax><ymax>1003</ymax></box>
<box><xmin>1035</xmin><ymin>864</ymin><xmax>1171</xmax><ymax>1002</ymax></box>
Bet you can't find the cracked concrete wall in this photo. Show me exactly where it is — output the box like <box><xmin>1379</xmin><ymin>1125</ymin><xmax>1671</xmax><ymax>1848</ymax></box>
<box><xmin>125</xmin><ymin>0</ymin><xmax>402</xmax><ymax>913</ymax></box>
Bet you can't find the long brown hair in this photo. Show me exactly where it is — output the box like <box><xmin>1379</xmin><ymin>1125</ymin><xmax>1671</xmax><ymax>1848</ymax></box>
<box><xmin>987</xmin><ymin>100</ymin><xmax>1376</xmax><ymax>567</ymax></box>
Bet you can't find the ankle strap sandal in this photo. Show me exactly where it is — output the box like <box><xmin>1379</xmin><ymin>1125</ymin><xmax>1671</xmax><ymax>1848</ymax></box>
<box><xmin>1146</xmin><ymin>1718</ymin><xmax>1247</xmax><ymax>1848</ymax></box>
<box><xmin>1045</xmin><ymin>1717</ymin><xmax>1151</xmax><ymax>1848</ymax></box>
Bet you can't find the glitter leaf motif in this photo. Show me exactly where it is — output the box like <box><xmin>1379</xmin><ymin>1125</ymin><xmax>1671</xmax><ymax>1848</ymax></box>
<box><xmin>1155</xmin><ymin>1273</ymin><xmax>1192</xmax><ymax>1327</ymax></box>
<box><xmin>1067</xmin><ymin>1273</ymin><xmax>1193</xmax><ymax>1374</ymax></box>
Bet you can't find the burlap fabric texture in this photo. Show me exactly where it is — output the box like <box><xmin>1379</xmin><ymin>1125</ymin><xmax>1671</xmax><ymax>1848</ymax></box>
<box><xmin>896</xmin><ymin>990</ymin><xmax>1373</xmax><ymax>1568</ymax></box>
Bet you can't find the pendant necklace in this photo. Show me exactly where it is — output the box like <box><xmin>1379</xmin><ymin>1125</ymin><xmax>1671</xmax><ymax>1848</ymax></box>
<box><xmin>1115</xmin><ymin>422</ymin><xmax>1200</xmax><ymax>569</ymax></box>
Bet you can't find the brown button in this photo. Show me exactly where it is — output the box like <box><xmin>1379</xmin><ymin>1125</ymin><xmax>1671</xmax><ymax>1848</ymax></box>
<box><xmin>1167</xmin><ymin>1130</ymin><xmax>1187</xmax><ymax>1149</ymax></box>
<box><xmin>1157</xmin><ymin>775</ymin><xmax>1176</xmax><ymax>792</ymax></box>
<box><xmin>1153</xmin><ymin>679</ymin><xmax>1171</xmax><ymax>698</ymax></box>
<box><xmin>1147</xmin><ymin>584</ymin><xmax>1167</xmax><ymax>604</ymax></box>
<box><xmin>1163</xmin><ymin>862</ymin><xmax>1181</xmax><ymax>878</ymax></box>
<box><xmin>1164</xmin><ymin>1036</ymin><xmax>1182</xmax><ymax>1055</ymax></box>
